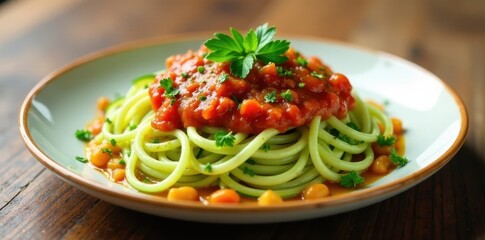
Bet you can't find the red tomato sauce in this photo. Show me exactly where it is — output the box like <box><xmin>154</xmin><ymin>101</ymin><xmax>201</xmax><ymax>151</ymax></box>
<box><xmin>149</xmin><ymin>46</ymin><xmax>355</xmax><ymax>134</ymax></box>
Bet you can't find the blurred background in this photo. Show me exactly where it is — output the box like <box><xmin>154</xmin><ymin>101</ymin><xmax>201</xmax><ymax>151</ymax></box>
<box><xmin>0</xmin><ymin>0</ymin><xmax>484</xmax><ymax>239</ymax></box>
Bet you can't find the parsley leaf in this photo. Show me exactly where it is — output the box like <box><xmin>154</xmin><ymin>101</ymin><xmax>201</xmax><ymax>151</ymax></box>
<box><xmin>75</xmin><ymin>129</ymin><xmax>92</xmax><ymax>142</ymax></box>
<box><xmin>346</xmin><ymin>122</ymin><xmax>361</xmax><ymax>131</ymax></box>
<box><xmin>389</xmin><ymin>148</ymin><xmax>409</xmax><ymax>167</ymax></box>
<box><xmin>101</xmin><ymin>148</ymin><xmax>113</xmax><ymax>156</ymax></box>
<box><xmin>204</xmin><ymin>23</ymin><xmax>290</xmax><ymax>78</ymax></box>
<box><xmin>246</xmin><ymin>159</ymin><xmax>257</xmax><ymax>165</ymax></box>
<box><xmin>264</xmin><ymin>91</ymin><xmax>277</xmax><ymax>103</ymax></box>
<box><xmin>260</xmin><ymin>143</ymin><xmax>271</xmax><ymax>152</ymax></box>
<box><xmin>276</xmin><ymin>66</ymin><xmax>293</xmax><ymax>77</ymax></box>
<box><xmin>110</xmin><ymin>138</ymin><xmax>116</xmax><ymax>146</ymax></box>
<box><xmin>204</xmin><ymin>163</ymin><xmax>213</xmax><ymax>173</ymax></box>
<box><xmin>214</xmin><ymin>130</ymin><xmax>236</xmax><ymax>147</ymax></box>
<box><xmin>159</xmin><ymin>77</ymin><xmax>180</xmax><ymax>99</ymax></box>
<box><xmin>310</xmin><ymin>71</ymin><xmax>325</xmax><ymax>79</ymax></box>
<box><xmin>243</xmin><ymin>166</ymin><xmax>255</xmax><ymax>177</ymax></box>
<box><xmin>340</xmin><ymin>171</ymin><xmax>365</xmax><ymax>188</ymax></box>
<box><xmin>377</xmin><ymin>135</ymin><xmax>396</xmax><ymax>146</ymax></box>
<box><xmin>280</xmin><ymin>89</ymin><xmax>293</xmax><ymax>102</ymax></box>
<box><xmin>218</xmin><ymin>73</ymin><xmax>229</xmax><ymax>83</ymax></box>
<box><xmin>75</xmin><ymin>156</ymin><xmax>88</xmax><ymax>163</ymax></box>
<box><xmin>296</xmin><ymin>56</ymin><xmax>308</xmax><ymax>67</ymax></box>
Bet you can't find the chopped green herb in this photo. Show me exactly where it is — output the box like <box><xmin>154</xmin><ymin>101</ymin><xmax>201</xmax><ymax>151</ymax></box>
<box><xmin>101</xmin><ymin>148</ymin><xmax>113</xmax><ymax>156</ymax></box>
<box><xmin>246</xmin><ymin>159</ymin><xmax>257</xmax><ymax>165</ymax></box>
<box><xmin>152</xmin><ymin>138</ymin><xmax>160</xmax><ymax>143</ymax></box>
<box><xmin>389</xmin><ymin>148</ymin><xmax>409</xmax><ymax>167</ymax></box>
<box><xmin>330</xmin><ymin>127</ymin><xmax>361</xmax><ymax>145</ymax></box>
<box><xmin>75</xmin><ymin>129</ymin><xmax>92</xmax><ymax>142</ymax></box>
<box><xmin>204</xmin><ymin>163</ymin><xmax>213</xmax><ymax>173</ymax></box>
<box><xmin>346</xmin><ymin>122</ymin><xmax>360</xmax><ymax>131</ymax></box>
<box><xmin>243</xmin><ymin>166</ymin><xmax>255</xmax><ymax>177</ymax></box>
<box><xmin>129</xmin><ymin>124</ymin><xmax>137</xmax><ymax>131</ymax></box>
<box><xmin>75</xmin><ymin>156</ymin><xmax>88</xmax><ymax>163</ymax></box>
<box><xmin>296</xmin><ymin>56</ymin><xmax>308</xmax><ymax>67</ymax></box>
<box><xmin>280</xmin><ymin>89</ymin><xmax>293</xmax><ymax>102</ymax></box>
<box><xmin>214</xmin><ymin>130</ymin><xmax>236</xmax><ymax>147</ymax></box>
<box><xmin>196</xmin><ymin>148</ymin><xmax>204</xmax><ymax>158</ymax></box>
<box><xmin>330</xmin><ymin>128</ymin><xmax>340</xmax><ymax>138</ymax></box>
<box><xmin>264</xmin><ymin>91</ymin><xmax>277</xmax><ymax>103</ymax></box>
<box><xmin>276</xmin><ymin>66</ymin><xmax>293</xmax><ymax>77</ymax></box>
<box><xmin>219</xmin><ymin>73</ymin><xmax>229</xmax><ymax>83</ymax></box>
<box><xmin>261</xmin><ymin>143</ymin><xmax>271</xmax><ymax>152</ymax></box>
<box><xmin>181</xmin><ymin>72</ymin><xmax>188</xmax><ymax>78</ymax></box>
<box><xmin>204</xmin><ymin>23</ymin><xmax>290</xmax><ymax>78</ymax></box>
<box><xmin>298</xmin><ymin>82</ymin><xmax>305</xmax><ymax>88</ymax></box>
<box><xmin>340</xmin><ymin>171</ymin><xmax>364</xmax><ymax>188</ymax></box>
<box><xmin>106</xmin><ymin>118</ymin><xmax>112</xmax><ymax>124</ymax></box>
<box><xmin>197</xmin><ymin>66</ymin><xmax>205</xmax><ymax>73</ymax></box>
<box><xmin>119</xmin><ymin>159</ymin><xmax>126</xmax><ymax>165</ymax></box>
<box><xmin>377</xmin><ymin>135</ymin><xmax>396</xmax><ymax>146</ymax></box>
<box><xmin>126</xmin><ymin>150</ymin><xmax>131</xmax><ymax>157</ymax></box>
<box><xmin>143</xmin><ymin>177</ymin><xmax>150</xmax><ymax>183</ymax></box>
<box><xmin>310</xmin><ymin>71</ymin><xmax>325</xmax><ymax>79</ymax></box>
<box><xmin>110</xmin><ymin>138</ymin><xmax>116</xmax><ymax>146</ymax></box>
<box><xmin>198</xmin><ymin>95</ymin><xmax>207</xmax><ymax>101</ymax></box>
<box><xmin>159</xmin><ymin>77</ymin><xmax>180</xmax><ymax>99</ymax></box>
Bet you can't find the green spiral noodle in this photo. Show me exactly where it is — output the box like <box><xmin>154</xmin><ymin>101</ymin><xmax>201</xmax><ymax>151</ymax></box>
<box><xmin>93</xmin><ymin>75</ymin><xmax>393</xmax><ymax>198</ymax></box>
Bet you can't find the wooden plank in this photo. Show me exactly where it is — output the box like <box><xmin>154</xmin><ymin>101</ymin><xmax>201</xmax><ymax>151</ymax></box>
<box><xmin>0</xmin><ymin>170</ymin><xmax>99</xmax><ymax>239</ymax></box>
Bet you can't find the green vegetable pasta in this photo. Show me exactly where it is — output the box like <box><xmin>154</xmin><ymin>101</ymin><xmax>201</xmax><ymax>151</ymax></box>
<box><xmin>91</xmin><ymin>74</ymin><xmax>395</xmax><ymax>198</ymax></box>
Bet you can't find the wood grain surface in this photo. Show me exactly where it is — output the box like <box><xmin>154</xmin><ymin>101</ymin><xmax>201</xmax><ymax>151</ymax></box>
<box><xmin>1</xmin><ymin>0</ymin><xmax>484</xmax><ymax>239</ymax></box>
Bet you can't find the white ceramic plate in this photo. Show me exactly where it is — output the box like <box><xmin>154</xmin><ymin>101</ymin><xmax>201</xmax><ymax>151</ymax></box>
<box><xmin>19</xmin><ymin>34</ymin><xmax>468</xmax><ymax>223</ymax></box>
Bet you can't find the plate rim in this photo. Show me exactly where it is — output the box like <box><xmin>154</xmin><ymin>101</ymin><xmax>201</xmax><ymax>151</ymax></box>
<box><xmin>18</xmin><ymin>32</ymin><xmax>469</xmax><ymax>214</ymax></box>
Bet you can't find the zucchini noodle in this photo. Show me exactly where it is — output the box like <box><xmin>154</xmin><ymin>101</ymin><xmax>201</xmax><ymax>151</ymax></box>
<box><xmin>92</xmin><ymin>76</ymin><xmax>394</xmax><ymax>199</ymax></box>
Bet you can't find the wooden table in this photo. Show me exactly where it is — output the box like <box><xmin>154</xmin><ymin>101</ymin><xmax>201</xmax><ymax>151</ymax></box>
<box><xmin>1</xmin><ymin>0</ymin><xmax>484</xmax><ymax>239</ymax></box>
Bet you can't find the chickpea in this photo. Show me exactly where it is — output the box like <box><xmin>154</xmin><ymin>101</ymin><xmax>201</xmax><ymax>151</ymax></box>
<box><xmin>87</xmin><ymin>117</ymin><xmax>104</xmax><ymax>136</ymax></box>
<box><xmin>90</xmin><ymin>147</ymin><xmax>111</xmax><ymax>168</ymax></box>
<box><xmin>371</xmin><ymin>155</ymin><xmax>392</xmax><ymax>175</ymax></box>
<box><xmin>302</xmin><ymin>183</ymin><xmax>330</xmax><ymax>200</ymax></box>
<box><xmin>112</xmin><ymin>169</ymin><xmax>126</xmax><ymax>181</ymax></box>
<box><xmin>391</xmin><ymin>118</ymin><xmax>403</xmax><ymax>135</ymax></box>
<box><xmin>97</xmin><ymin>97</ymin><xmax>110</xmax><ymax>112</ymax></box>
<box><xmin>257</xmin><ymin>190</ymin><xmax>283</xmax><ymax>206</ymax></box>
<box><xmin>208</xmin><ymin>189</ymin><xmax>240</xmax><ymax>204</ymax></box>
<box><xmin>372</xmin><ymin>142</ymin><xmax>393</xmax><ymax>156</ymax></box>
<box><xmin>107</xmin><ymin>159</ymin><xmax>125</xmax><ymax>170</ymax></box>
<box><xmin>167</xmin><ymin>186</ymin><xmax>199</xmax><ymax>202</ymax></box>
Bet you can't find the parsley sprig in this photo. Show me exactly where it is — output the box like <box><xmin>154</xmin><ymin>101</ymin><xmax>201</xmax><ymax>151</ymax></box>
<box><xmin>389</xmin><ymin>148</ymin><xmax>409</xmax><ymax>167</ymax></box>
<box><xmin>214</xmin><ymin>130</ymin><xmax>236</xmax><ymax>147</ymax></box>
<box><xmin>377</xmin><ymin>135</ymin><xmax>396</xmax><ymax>146</ymax></box>
<box><xmin>204</xmin><ymin>23</ymin><xmax>290</xmax><ymax>78</ymax></box>
<box><xmin>340</xmin><ymin>171</ymin><xmax>365</xmax><ymax>188</ymax></box>
<box><xmin>159</xmin><ymin>77</ymin><xmax>179</xmax><ymax>103</ymax></box>
<box><xmin>75</xmin><ymin>129</ymin><xmax>92</xmax><ymax>142</ymax></box>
